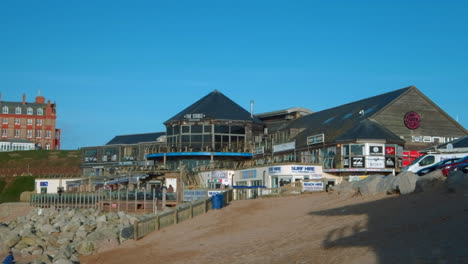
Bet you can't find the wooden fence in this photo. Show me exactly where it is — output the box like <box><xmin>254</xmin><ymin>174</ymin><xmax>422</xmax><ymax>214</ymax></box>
<box><xmin>134</xmin><ymin>189</ymin><xmax>233</xmax><ymax>240</ymax></box>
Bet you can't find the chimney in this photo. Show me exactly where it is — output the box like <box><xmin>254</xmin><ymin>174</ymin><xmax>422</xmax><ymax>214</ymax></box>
<box><xmin>250</xmin><ymin>100</ymin><xmax>254</xmax><ymax>118</ymax></box>
<box><xmin>22</xmin><ymin>93</ymin><xmax>26</xmax><ymax>104</ymax></box>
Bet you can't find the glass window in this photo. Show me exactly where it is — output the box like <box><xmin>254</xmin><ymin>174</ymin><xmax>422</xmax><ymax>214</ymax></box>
<box><xmin>173</xmin><ymin>125</ymin><xmax>180</xmax><ymax>134</ymax></box>
<box><xmin>343</xmin><ymin>145</ymin><xmax>350</xmax><ymax>156</ymax></box>
<box><xmin>419</xmin><ymin>155</ymin><xmax>435</xmax><ymax>166</ymax></box>
<box><xmin>27</xmin><ymin>130</ymin><xmax>32</xmax><ymax>138</ymax></box>
<box><xmin>46</xmin><ymin>130</ymin><xmax>51</xmax><ymax>139</ymax></box>
<box><xmin>1</xmin><ymin>118</ymin><xmax>7</xmax><ymax>124</ymax></box>
<box><xmin>231</xmin><ymin>126</ymin><xmax>245</xmax><ymax>134</ymax></box>
<box><xmin>182</xmin><ymin>135</ymin><xmax>190</xmax><ymax>143</ymax></box>
<box><xmin>350</xmin><ymin>144</ymin><xmax>364</xmax><ymax>156</ymax></box>
<box><xmin>191</xmin><ymin>125</ymin><xmax>202</xmax><ymax>133</ymax></box>
<box><xmin>37</xmin><ymin>108</ymin><xmax>43</xmax><ymax>115</ymax></box>
<box><xmin>27</xmin><ymin>107</ymin><xmax>33</xmax><ymax>115</ymax></box>
<box><xmin>36</xmin><ymin>119</ymin><xmax>43</xmax><ymax>126</ymax></box>
<box><xmin>166</xmin><ymin>127</ymin><xmax>173</xmax><ymax>136</ymax></box>
<box><xmin>191</xmin><ymin>135</ymin><xmax>202</xmax><ymax>143</ymax></box>
<box><xmin>15</xmin><ymin>107</ymin><xmax>21</xmax><ymax>114</ymax></box>
<box><xmin>14</xmin><ymin>118</ymin><xmax>20</xmax><ymax>125</ymax></box>
<box><xmin>36</xmin><ymin>130</ymin><xmax>41</xmax><ymax>138</ymax></box>
<box><xmin>2</xmin><ymin>106</ymin><xmax>8</xmax><ymax>114</ymax></box>
<box><xmin>27</xmin><ymin>119</ymin><xmax>32</xmax><ymax>125</ymax></box>
<box><xmin>45</xmin><ymin>144</ymin><xmax>51</xmax><ymax>150</ymax></box>
<box><xmin>182</xmin><ymin>125</ymin><xmax>190</xmax><ymax>133</ymax></box>
<box><xmin>14</xmin><ymin>129</ymin><xmax>20</xmax><ymax>138</ymax></box>
<box><xmin>1</xmin><ymin>129</ymin><xmax>6</xmax><ymax>137</ymax></box>
<box><xmin>203</xmin><ymin>125</ymin><xmax>212</xmax><ymax>133</ymax></box>
<box><xmin>215</xmin><ymin>125</ymin><xmax>229</xmax><ymax>133</ymax></box>
<box><xmin>203</xmin><ymin>135</ymin><xmax>211</xmax><ymax>145</ymax></box>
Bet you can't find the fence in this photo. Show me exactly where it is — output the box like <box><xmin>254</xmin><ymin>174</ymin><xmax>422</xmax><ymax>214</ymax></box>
<box><xmin>134</xmin><ymin>189</ymin><xmax>233</xmax><ymax>240</ymax></box>
<box><xmin>29</xmin><ymin>190</ymin><xmax>178</xmax><ymax>213</ymax></box>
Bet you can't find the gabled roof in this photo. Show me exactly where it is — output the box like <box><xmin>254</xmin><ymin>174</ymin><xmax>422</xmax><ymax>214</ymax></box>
<box><xmin>427</xmin><ymin>136</ymin><xmax>468</xmax><ymax>152</ymax></box>
<box><xmin>165</xmin><ymin>90</ymin><xmax>262</xmax><ymax>124</ymax></box>
<box><xmin>335</xmin><ymin>119</ymin><xmax>405</xmax><ymax>144</ymax></box>
<box><xmin>106</xmin><ymin>132</ymin><xmax>166</xmax><ymax>145</ymax></box>
<box><xmin>288</xmin><ymin>86</ymin><xmax>412</xmax><ymax>148</ymax></box>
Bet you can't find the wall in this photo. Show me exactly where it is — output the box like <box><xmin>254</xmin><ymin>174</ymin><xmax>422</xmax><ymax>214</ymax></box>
<box><xmin>35</xmin><ymin>178</ymin><xmax>81</xmax><ymax>194</ymax></box>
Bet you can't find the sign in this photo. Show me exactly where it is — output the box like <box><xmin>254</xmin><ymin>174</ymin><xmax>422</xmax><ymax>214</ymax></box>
<box><xmin>307</xmin><ymin>134</ymin><xmax>324</xmax><ymax>145</ymax></box>
<box><xmin>369</xmin><ymin>145</ymin><xmax>383</xmax><ymax>155</ymax></box>
<box><xmin>211</xmin><ymin>171</ymin><xmax>228</xmax><ymax>179</ymax></box>
<box><xmin>303</xmin><ymin>181</ymin><xmax>324</xmax><ymax>192</ymax></box>
<box><xmin>404</xmin><ymin>111</ymin><xmax>421</xmax><ymax>130</ymax></box>
<box><xmin>268</xmin><ymin>166</ymin><xmax>282</xmax><ymax>174</ymax></box>
<box><xmin>385</xmin><ymin>157</ymin><xmax>396</xmax><ymax>168</ymax></box>
<box><xmin>291</xmin><ymin>166</ymin><xmax>316</xmax><ymax>173</ymax></box>
<box><xmin>255</xmin><ymin>146</ymin><xmax>264</xmax><ymax>155</ymax></box>
<box><xmin>241</xmin><ymin>170</ymin><xmax>257</xmax><ymax>179</ymax></box>
<box><xmin>40</xmin><ymin>182</ymin><xmax>48</xmax><ymax>187</ymax></box>
<box><xmin>351</xmin><ymin>157</ymin><xmax>365</xmax><ymax>168</ymax></box>
<box><xmin>184</xmin><ymin>113</ymin><xmax>205</xmax><ymax>121</ymax></box>
<box><xmin>349</xmin><ymin>175</ymin><xmax>369</xmax><ymax>182</ymax></box>
<box><xmin>273</xmin><ymin>141</ymin><xmax>295</xmax><ymax>153</ymax></box>
<box><xmin>207</xmin><ymin>190</ymin><xmax>222</xmax><ymax>197</ymax></box>
<box><xmin>343</xmin><ymin>158</ymin><xmax>350</xmax><ymax>168</ymax></box>
<box><xmin>411</xmin><ymin>136</ymin><xmax>459</xmax><ymax>144</ymax></box>
<box><xmin>366</xmin><ymin>156</ymin><xmax>385</xmax><ymax>168</ymax></box>
<box><xmin>183</xmin><ymin>189</ymin><xmax>207</xmax><ymax>201</ymax></box>
<box><xmin>385</xmin><ymin>146</ymin><xmax>396</xmax><ymax>155</ymax></box>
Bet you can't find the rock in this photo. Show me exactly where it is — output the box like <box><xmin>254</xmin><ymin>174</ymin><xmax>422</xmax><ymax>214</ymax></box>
<box><xmin>415</xmin><ymin>170</ymin><xmax>445</xmax><ymax>192</ymax></box>
<box><xmin>44</xmin><ymin>247</ymin><xmax>60</xmax><ymax>260</ymax></box>
<box><xmin>39</xmin><ymin>224</ymin><xmax>58</xmax><ymax>235</ymax></box>
<box><xmin>331</xmin><ymin>180</ymin><xmax>359</xmax><ymax>197</ymax></box>
<box><xmin>75</xmin><ymin>240</ymin><xmax>95</xmax><ymax>255</ymax></box>
<box><xmin>358</xmin><ymin>175</ymin><xmax>386</xmax><ymax>196</ymax></box>
<box><xmin>31</xmin><ymin>246</ymin><xmax>44</xmax><ymax>256</ymax></box>
<box><xmin>21</xmin><ymin>235</ymin><xmax>39</xmax><ymax>247</ymax></box>
<box><xmin>3</xmin><ymin>231</ymin><xmax>20</xmax><ymax>248</ymax></box>
<box><xmin>446</xmin><ymin>170</ymin><xmax>468</xmax><ymax>193</ymax></box>
<box><xmin>96</xmin><ymin>215</ymin><xmax>107</xmax><ymax>223</ymax></box>
<box><xmin>52</xmin><ymin>258</ymin><xmax>73</xmax><ymax>264</ymax></box>
<box><xmin>20</xmin><ymin>247</ymin><xmax>33</xmax><ymax>257</ymax></box>
<box><xmin>57</xmin><ymin>232</ymin><xmax>75</xmax><ymax>245</ymax></box>
<box><xmin>395</xmin><ymin>171</ymin><xmax>419</xmax><ymax>194</ymax></box>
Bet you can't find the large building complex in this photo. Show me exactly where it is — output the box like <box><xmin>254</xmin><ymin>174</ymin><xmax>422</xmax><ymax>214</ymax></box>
<box><xmin>0</xmin><ymin>92</ymin><xmax>60</xmax><ymax>150</ymax></box>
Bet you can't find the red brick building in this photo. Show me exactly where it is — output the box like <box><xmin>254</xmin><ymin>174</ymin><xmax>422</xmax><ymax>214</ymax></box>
<box><xmin>0</xmin><ymin>92</ymin><xmax>60</xmax><ymax>150</ymax></box>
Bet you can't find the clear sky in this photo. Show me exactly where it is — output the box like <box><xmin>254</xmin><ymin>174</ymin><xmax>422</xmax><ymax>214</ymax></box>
<box><xmin>1</xmin><ymin>0</ymin><xmax>467</xmax><ymax>150</ymax></box>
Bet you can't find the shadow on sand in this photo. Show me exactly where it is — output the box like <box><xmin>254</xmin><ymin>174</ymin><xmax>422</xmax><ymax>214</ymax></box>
<box><xmin>310</xmin><ymin>191</ymin><xmax>468</xmax><ymax>264</ymax></box>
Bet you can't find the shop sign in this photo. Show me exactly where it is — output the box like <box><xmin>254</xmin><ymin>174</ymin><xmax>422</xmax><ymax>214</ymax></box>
<box><xmin>307</xmin><ymin>134</ymin><xmax>324</xmax><ymax>145</ymax></box>
<box><xmin>268</xmin><ymin>166</ymin><xmax>282</xmax><ymax>174</ymax></box>
<box><xmin>184</xmin><ymin>113</ymin><xmax>205</xmax><ymax>121</ymax></box>
<box><xmin>241</xmin><ymin>170</ymin><xmax>257</xmax><ymax>179</ymax></box>
<box><xmin>303</xmin><ymin>182</ymin><xmax>324</xmax><ymax>192</ymax></box>
<box><xmin>369</xmin><ymin>145</ymin><xmax>383</xmax><ymax>155</ymax></box>
<box><xmin>211</xmin><ymin>171</ymin><xmax>228</xmax><ymax>179</ymax></box>
<box><xmin>351</xmin><ymin>157</ymin><xmax>365</xmax><ymax>168</ymax></box>
<box><xmin>385</xmin><ymin>146</ymin><xmax>395</xmax><ymax>155</ymax></box>
<box><xmin>207</xmin><ymin>190</ymin><xmax>222</xmax><ymax>197</ymax></box>
<box><xmin>404</xmin><ymin>111</ymin><xmax>421</xmax><ymax>130</ymax></box>
<box><xmin>255</xmin><ymin>146</ymin><xmax>264</xmax><ymax>155</ymax></box>
<box><xmin>40</xmin><ymin>182</ymin><xmax>48</xmax><ymax>187</ymax></box>
<box><xmin>385</xmin><ymin>157</ymin><xmax>396</xmax><ymax>168</ymax></box>
<box><xmin>273</xmin><ymin>141</ymin><xmax>295</xmax><ymax>153</ymax></box>
<box><xmin>411</xmin><ymin>136</ymin><xmax>459</xmax><ymax>144</ymax></box>
<box><xmin>183</xmin><ymin>189</ymin><xmax>207</xmax><ymax>201</ymax></box>
<box><xmin>291</xmin><ymin>166</ymin><xmax>316</xmax><ymax>173</ymax></box>
<box><xmin>366</xmin><ymin>157</ymin><xmax>385</xmax><ymax>168</ymax></box>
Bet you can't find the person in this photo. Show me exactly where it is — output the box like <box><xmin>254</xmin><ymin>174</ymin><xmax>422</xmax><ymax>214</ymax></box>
<box><xmin>2</xmin><ymin>251</ymin><xmax>14</xmax><ymax>264</ymax></box>
<box><xmin>168</xmin><ymin>184</ymin><xmax>174</xmax><ymax>193</ymax></box>
<box><xmin>279</xmin><ymin>179</ymin><xmax>284</xmax><ymax>187</ymax></box>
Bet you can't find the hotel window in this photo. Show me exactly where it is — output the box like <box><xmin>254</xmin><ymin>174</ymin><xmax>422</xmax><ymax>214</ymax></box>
<box><xmin>27</xmin><ymin>107</ymin><xmax>33</xmax><ymax>115</ymax></box>
<box><xmin>27</xmin><ymin>130</ymin><xmax>32</xmax><ymax>138</ymax></box>
<box><xmin>14</xmin><ymin>129</ymin><xmax>20</xmax><ymax>138</ymax></box>
<box><xmin>36</xmin><ymin>119</ymin><xmax>43</xmax><ymax>126</ymax></box>
<box><xmin>46</xmin><ymin>130</ymin><xmax>51</xmax><ymax>139</ymax></box>
<box><xmin>1</xmin><ymin>129</ymin><xmax>7</xmax><ymax>137</ymax></box>
<box><xmin>27</xmin><ymin>119</ymin><xmax>33</xmax><ymax>125</ymax></box>
<box><xmin>15</xmin><ymin>107</ymin><xmax>21</xmax><ymax>114</ymax></box>
<box><xmin>37</xmin><ymin>108</ymin><xmax>43</xmax><ymax>115</ymax></box>
<box><xmin>36</xmin><ymin>130</ymin><xmax>42</xmax><ymax>138</ymax></box>
<box><xmin>2</xmin><ymin>118</ymin><xmax>7</xmax><ymax>124</ymax></box>
<box><xmin>2</xmin><ymin>106</ymin><xmax>8</xmax><ymax>114</ymax></box>
<box><xmin>45</xmin><ymin>144</ymin><xmax>51</xmax><ymax>150</ymax></box>
<box><xmin>14</xmin><ymin>118</ymin><xmax>20</xmax><ymax>125</ymax></box>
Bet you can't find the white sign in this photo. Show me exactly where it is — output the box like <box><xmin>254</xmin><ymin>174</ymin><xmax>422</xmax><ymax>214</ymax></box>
<box><xmin>208</xmin><ymin>190</ymin><xmax>222</xmax><ymax>197</ymax></box>
<box><xmin>255</xmin><ymin>146</ymin><xmax>264</xmax><ymax>155</ymax></box>
<box><xmin>303</xmin><ymin>182</ymin><xmax>324</xmax><ymax>192</ymax></box>
<box><xmin>273</xmin><ymin>141</ymin><xmax>295</xmax><ymax>153</ymax></box>
<box><xmin>307</xmin><ymin>134</ymin><xmax>324</xmax><ymax>145</ymax></box>
<box><xmin>411</xmin><ymin>136</ymin><xmax>459</xmax><ymax>144</ymax></box>
<box><xmin>366</xmin><ymin>156</ymin><xmax>385</xmax><ymax>168</ymax></box>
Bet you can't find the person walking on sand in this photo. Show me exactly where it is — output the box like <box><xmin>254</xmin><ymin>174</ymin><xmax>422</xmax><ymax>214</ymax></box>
<box><xmin>2</xmin><ymin>251</ymin><xmax>14</xmax><ymax>264</ymax></box>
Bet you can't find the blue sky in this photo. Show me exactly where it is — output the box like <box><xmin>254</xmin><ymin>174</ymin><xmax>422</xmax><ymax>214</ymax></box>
<box><xmin>1</xmin><ymin>0</ymin><xmax>467</xmax><ymax>150</ymax></box>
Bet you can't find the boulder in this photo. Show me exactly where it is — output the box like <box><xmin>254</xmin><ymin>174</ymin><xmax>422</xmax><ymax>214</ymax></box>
<box><xmin>330</xmin><ymin>180</ymin><xmax>359</xmax><ymax>197</ymax></box>
<box><xmin>119</xmin><ymin>225</ymin><xmax>134</xmax><ymax>243</ymax></box>
<box><xmin>358</xmin><ymin>175</ymin><xmax>393</xmax><ymax>196</ymax></box>
<box><xmin>395</xmin><ymin>171</ymin><xmax>419</xmax><ymax>194</ymax></box>
<box><xmin>52</xmin><ymin>258</ymin><xmax>73</xmax><ymax>264</ymax></box>
<box><xmin>446</xmin><ymin>170</ymin><xmax>468</xmax><ymax>193</ymax></box>
<box><xmin>3</xmin><ymin>231</ymin><xmax>20</xmax><ymax>248</ymax></box>
<box><xmin>415</xmin><ymin>170</ymin><xmax>445</xmax><ymax>192</ymax></box>
<box><xmin>39</xmin><ymin>224</ymin><xmax>58</xmax><ymax>235</ymax></box>
<box><xmin>75</xmin><ymin>240</ymin><xmax>95</xmax><ymax>255</ymax></box>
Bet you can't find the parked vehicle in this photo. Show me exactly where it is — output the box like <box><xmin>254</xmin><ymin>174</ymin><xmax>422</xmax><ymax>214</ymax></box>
<box><xmin>415</xmin><ymin>158</ymin><xmax>459</xmax><ymax>176</ymax></box>
<box><xmin>437</xmin><ymin>155</ymin><xmax>468</xmax><ymax>176</ymax></box>
<box><xmin>402</xmin><ymin>153</ymin><xmax>468</xmax><ymax>173</ymax></box>
<box><xmin>448</xmin><ymin>162</ymin><xmax>468</xmax><ymax>174</ymax></box>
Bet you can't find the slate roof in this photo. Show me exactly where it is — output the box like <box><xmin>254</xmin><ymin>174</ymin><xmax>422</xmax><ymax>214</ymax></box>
<box><xmin>433</xmin><ymin>136</ymin><xmax>468</xmax><ymax>150</ymax></box>
<box><xmin>335</xmin><ymin>119</ymin><xmax>405</xmax><ymax>144</ymax></box>
<box><xmin>165</xmin><ymin>90</ymin><xmax>262</xmax><ymax>124</ymax></box>
<box><xmin>106</xmin><ymin>132</ymin><xmax>166</xmax><ymax>145</ymax></box>
<box><xmin>0</xmin><ymin>101</ymin><xmax>47</xmax><ymax>114</ymax></box>
<box><xmin>288</xmin><ymin>86</ymin><xmax>413</xmax><ymax>148</ymax></box>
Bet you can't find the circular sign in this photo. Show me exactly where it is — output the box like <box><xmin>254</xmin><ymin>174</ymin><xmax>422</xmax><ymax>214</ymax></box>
<box><xmin>404</xmin><ymin>111</ymin><xmax>421</xmax><ymax>130</ymax></box>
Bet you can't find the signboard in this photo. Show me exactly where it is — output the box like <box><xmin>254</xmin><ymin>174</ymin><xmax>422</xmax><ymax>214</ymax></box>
<box><xmin>349</xmin><ymin>175</ymin><xmax>368</xmax><ymax>182</ymax></box>
<box><xmin>343</xmin><ymin>158</ymin><xmax>350</xmax><ymax>168</ymax></box>
<box><xmin>385</xmin><ymin>146</ymin><xmax>396</xmax><ymax>155</ymax></box>
<box><xmin>366</xmin><ymin>156</ymin><xmax>385</xmax><ymax>168</ymax></box>
<box><xmin>211</xmin><ymin>171</ymin><xmax>228</xmax><ymax>179</ymax></box>
<box><xmin>385</xmin><ymin>157</ymin><xmax>396</xmax><ymax>168</ymax></box>
<box><xmin>183</xmin><ymin>189</ymin><xmax>207</xmax><ymax>201</ymax></box>
<box><xmin>303</xmin><ymin>181</ymin><xmax>324</xmax><ymax>192</ymax></box>
<box><xmin>351</xmin><ymin>157</ymin><xmax>365</xmax><ymax>168</ymax></box>
<box><xmin>404</xmin><ymin>111</ymin><xmax>421</xmax><ymax>130</ymax></box>
<box><xmin>307</xmin><ymin>134</ymin><xmax>324</xmax><ymax>145</ymax></box>
<box><xmin>241</xmin><ymin>170</ymin><xmax>257</xmax><ymax>179</ymax></box>
<box><xmin>208</xmin><ymin>190</ymin><xmax>222</xmax><ymax>197</ymax></box>
<box><xmin>291</xmin><ymin>166</ymin><xmax>316</xmax><ymax>173</ymax></box>
<box><xmin>40</xmin><ymin>182</ymin><xmax>48</xmax><ymax>187</ymax></box>
<box><xmin>268</xmin><ymin>166</ymin><xmax>282</xmax><ymax>174</ymax></box>
<box><xmin>369</xmin><ymin>145</ymin><xmax>383</xmax><ymax>155</ymax></box>
<box><xmin>273</xmin><ymin>141</ymin><xmax>295</xmax><ymax>153</ymax></box>
<box><xmin>255</xmin><ymin>146</ymin><xmax>264</xmax><ymax>155</ymax></box>
<box><xmin>184</xmin><ymin>113</ymin><xmax>205</xmax><ymax>121</ymax></box>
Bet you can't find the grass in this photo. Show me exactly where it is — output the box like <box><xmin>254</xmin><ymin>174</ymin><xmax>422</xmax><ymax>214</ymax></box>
<box><xmin>0</xmin><ymin>180</ymin><xmax>5</xmax><ymax>193</ymax></box>
<box><xmin>0</xmin><ymin>176</ymin><xmax>35</xmax><ymax>203</ymax></box>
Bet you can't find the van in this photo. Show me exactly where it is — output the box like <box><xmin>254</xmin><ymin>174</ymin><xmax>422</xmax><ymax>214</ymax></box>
<box><xmin>402</xmin><ymin>153</ymin><xmax>468</xmax><ymax>173</ymax></box>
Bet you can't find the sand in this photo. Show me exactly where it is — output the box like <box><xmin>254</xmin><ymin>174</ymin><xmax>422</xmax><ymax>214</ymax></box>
<box><xmin>80</xmin><ymin>190</ymin><xmax>468</xmax><ymax>264</ymax></box>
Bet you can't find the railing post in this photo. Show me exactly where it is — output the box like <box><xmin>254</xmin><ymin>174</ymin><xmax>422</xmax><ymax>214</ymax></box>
<box><xmin>117</xmin><ymin>186</ymin><xmax>120</xmax><ymax>212</ymax></box>
<box><xmin>173</xmin><ymin>208</ymin><xmax>178</xmax><ymax>224</ymax></box>
<box><xmin>134</xmin><ymin>190</ymin><xmax>137</xmax><ymax>213</ymax></box>
<box><xmin>155</xmin><ymin>214</ymin><xmax>160</xmax><ymax>230</ymax></box>
<box><xmin>189</xmin><ymin>202</ymin><xmax>193</xmax><ymax>219</ymax></box>
<box><xmin>133</xmin><ymin>220</ymin><xmax>138</xmax><ymax>240</ymax></box>
<box><xmin>143</xmin><ymin>188</ymin><xmax>146</xmax><ymax>213</ymax></box>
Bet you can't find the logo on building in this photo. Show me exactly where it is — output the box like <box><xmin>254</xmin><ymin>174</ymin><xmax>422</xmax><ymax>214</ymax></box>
<box><xmin>404</xmin><ymin>111</ymin><xmax>421</xmax><ymax>130</ymax></box>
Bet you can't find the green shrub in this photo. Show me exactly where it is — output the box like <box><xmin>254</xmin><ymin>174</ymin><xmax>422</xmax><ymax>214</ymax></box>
<box><xmin>0</xmin><ymin>180</ymin><xmax>5</xmax><ymax>193</ymax></box>
<box><xmin>0</xmin><ymin>176</ymin><xmax>35</xmax><ymax>203</ymax></box>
